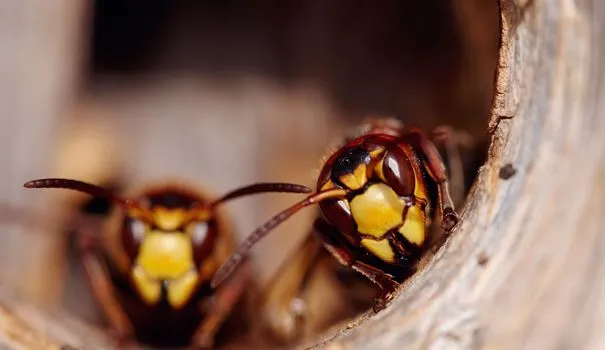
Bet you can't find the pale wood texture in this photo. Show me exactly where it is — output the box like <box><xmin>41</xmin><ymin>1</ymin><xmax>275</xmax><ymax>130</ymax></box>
<box><xmin>0</xmin><ymin>1</ymin><xmax>118</xmax><ymax>348</ymax></box>
<box><xmin>300</xmin><ymin>0</ymin><xmax>605</xmax><ymax>349</ymax></box>
<box><xmin>0</xmin><ymin>287</ymin><xmax>113</xmax><ymax>349</ymax></box>
<box><xmin>0</xmin><ymin>0</ymin><xmax>89</xmax><ymax>305</ymax></box>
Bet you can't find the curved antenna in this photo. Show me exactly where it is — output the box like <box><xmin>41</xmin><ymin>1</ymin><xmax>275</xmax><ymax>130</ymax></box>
<box><xmin>182</xmin><ymin>182</ymin><xmax>312</xmax><ymax>225</ymax></box>
<box><xmin>211</xmin><ymin>188</ymin><xmax>347</xmax><ymax>288</ymax></box>
<box><xmin>210</xmin><ymin>182</ymin><xmax>312</xmax><ymax>208</ymax></box>
<box><xmin>23</xmin><ymin>178</ymin><xmax>154</xmax><ymax>222</ymax></box>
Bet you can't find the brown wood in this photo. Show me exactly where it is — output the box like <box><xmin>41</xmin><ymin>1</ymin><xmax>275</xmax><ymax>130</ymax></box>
<box><xmin>297</xmin><ymin>0</ymin><xmax>605</xmax><ymax>349</ymax></box>
<box><xmin>0</xmin><ymin>287</ymin><xmax>113</xmax><ymax>349</ymax></box>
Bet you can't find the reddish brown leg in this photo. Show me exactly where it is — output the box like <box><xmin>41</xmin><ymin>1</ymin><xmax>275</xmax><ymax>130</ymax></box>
<box><xmin>433</xmin><ymin>125</ymin><xmax>477</xmax><ymax>205</ymax></box>
<box><xmin>405</xmin><ymin>129</ymin><xmax>460</xmax><ymax>232</ymax></box>
<box><xmin>76</xmin><ymin>230</ymin><xmax>136</xmax><ymax>348</ymax></box>
<box><xmin>313</xmin><ymin>219</ymin><xmax>398</xmax><ymax>312</ymax></box>
<box><xmin>431</xmin><ymin>125</ymin><xmax>467</xmax><ymax>208</ymax></box>
<box><xmin>191</xmin><ymin>262</ymin><xmax>251</xmax><ymax>349</ymax></box>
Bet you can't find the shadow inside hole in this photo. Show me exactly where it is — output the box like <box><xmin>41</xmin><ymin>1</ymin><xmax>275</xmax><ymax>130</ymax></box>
<box><xmin>68</xmin><ymin>0</ymin><xmax>500</xmax><ymax>349</ymax></box>
<box><xmin>87</xmin><ymin>0</ymin><xmax>497</xmax><ymax>133</ymax></box>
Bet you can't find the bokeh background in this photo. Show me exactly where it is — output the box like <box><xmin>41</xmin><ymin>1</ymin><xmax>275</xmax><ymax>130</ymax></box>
<box><xmin>0</xmin><ymin>0</ymin><xmax>499</xmax><ymax>347</ymax></box>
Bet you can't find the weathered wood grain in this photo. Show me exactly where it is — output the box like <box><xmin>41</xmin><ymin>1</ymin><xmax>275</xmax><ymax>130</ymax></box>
<box><xmin>0</xmin><ymin>287</ymin><xmax>113</xmax><ymax>349</ymax></box>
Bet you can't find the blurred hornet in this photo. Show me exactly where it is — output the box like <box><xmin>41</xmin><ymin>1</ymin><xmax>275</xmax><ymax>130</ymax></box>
<box><xmin>212</xmin><ymin>117</ymin><xmax>464</xmax><ymax>336</ymax></box>
<box><xmin>24</xmin><ymin>178</ymin><xmax>310</xmax><ymax>349</ymax></box>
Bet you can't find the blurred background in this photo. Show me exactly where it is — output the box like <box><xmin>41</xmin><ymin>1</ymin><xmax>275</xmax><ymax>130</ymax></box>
<box><xmin>0</xmin><ymin>0</ymin><xmax>499</xmax><ymax>348</ymax></box>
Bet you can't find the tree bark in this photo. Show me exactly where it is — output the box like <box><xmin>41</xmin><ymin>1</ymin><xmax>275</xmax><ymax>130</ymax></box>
<box><xmin>302</xmin><ymin>0</ymin><xmax>605</xmax><ymax>349</ymax></box>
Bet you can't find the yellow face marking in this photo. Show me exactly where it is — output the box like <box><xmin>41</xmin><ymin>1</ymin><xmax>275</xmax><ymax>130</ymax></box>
<box><xmin>320</xmin><ymin>179</ymin><xmax>335</xmax><ymax>191</ymax></box>
<box><xmin>132</xmin><ymin>230</ymin><xmax>199</xmax><ymax>307</ymax></box>
<box><xmin>136</xmin><ymin>231</ymin><xmax>194</xmax><ymax>279</ymax></box>
<box><xmin>374</xmin><ymin>157</ymin><xmax>386</xmax><ymax>183</ymax></box>
<box><xmin>369</xmin><ymin>148</ymin><xmax>384</xmax><ymax>158</ymax></box>
<box><xmin>339</xmin><ymin>164</ymin><xmax>368</xmax><ymax>190</ymax></box>
<box><xmin>350</xmin><ymin>183</ymin><xmax>405</xmax><ymax>238</ymax></box>
<box><xmin>413</xmin><ymin>170</ymin><xmax>428</xmax><ymax>202</ymax></box>
<box><xmin>167</xmin><ymin>270</ymin><xmax>199</xmax><ymax>309</ymax></box>
<box><xmin>398</xmin><ymin>205</ymin><xmax>427</xmax><ymax>245</ymax></box>
<box><xmin>132</xmin><ymin>266</ymin><xmax>162</xmax><ymax>305</ymax></box>
<box><xmin>153</xmin><ymin>207</ymin><xmax>187</xmax><ymax>231</ymax></box>
<box><xmin>366</xmin><ymin>149</ymin><xmax>385</xmax><ymax>179</ymax></box>
<box><xmin>361</xmin><ymin>238</ymin><xmax>395</xmax><ymax>264</ymax></box>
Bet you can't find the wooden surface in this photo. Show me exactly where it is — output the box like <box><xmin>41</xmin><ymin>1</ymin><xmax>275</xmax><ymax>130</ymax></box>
<box><xmin>0</xmin><ymin>287</ymin><xmax>112</xmax><ymax>350</ymax></box>
<box><xmin>0</xmin><ymin>0</ymin><xmax>88</xmax><ymax>305</ymax></box>
<box><xmin>300</xmin><ymin>0</ymin><xmax>605</xmax><ymax>349</ymax></box>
